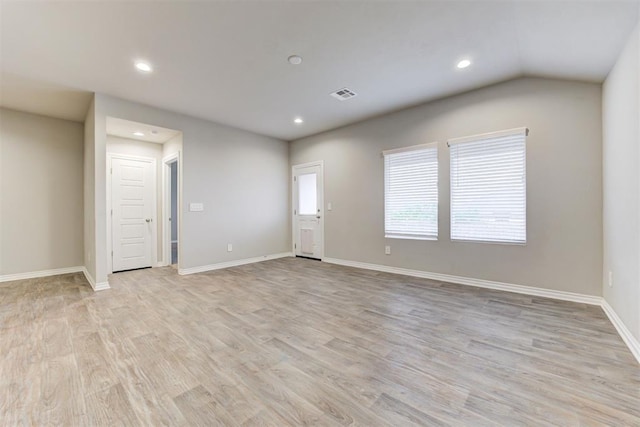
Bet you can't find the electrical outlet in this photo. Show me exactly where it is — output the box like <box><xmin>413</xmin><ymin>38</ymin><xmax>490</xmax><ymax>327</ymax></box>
<box><xmin>227</xmin><ymin>243</ymin><xmax>233</xmax><ymax>252</ymax></box>
<box><xmin>385</xmin><ymin>245</ymin><xmax>391</xmax><ymax>255</ymax></box>
<box><xmin>608</xmin><ymin>271</ymin><xmax>613</xmax><ymax>288</ymax></box>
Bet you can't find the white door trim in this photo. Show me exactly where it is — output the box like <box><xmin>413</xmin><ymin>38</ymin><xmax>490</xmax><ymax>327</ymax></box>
<box><xmin>291</xmin><ymin>160</ymin><xmax>324</xmax><ymax>259</ymax></box>
<box><xmin>162</xmin><ymin>151</ymin><xmax>181</xmax><ymax>267</ymax></box>
<box><xmin>107</xmin><ymin>153</ymin><xmax>157</xmax><ymax>274</ymax></box>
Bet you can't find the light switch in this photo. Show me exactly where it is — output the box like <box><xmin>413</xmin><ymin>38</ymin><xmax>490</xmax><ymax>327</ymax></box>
<box><xmin>327</xmin><ymin>202</ymin><xmax>332</xmax><ymax>211</ymax></box>
<box><xmin>189</xmin><ymin>203</ymin><xmax>204</xmax><ymax>212</ymax></box>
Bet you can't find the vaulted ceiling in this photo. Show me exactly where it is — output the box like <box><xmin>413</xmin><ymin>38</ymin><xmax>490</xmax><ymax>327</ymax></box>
<box><xmin>1</xmin><ymin>1</ymin><xmax>638</xmax><ymax>140</ymax></box>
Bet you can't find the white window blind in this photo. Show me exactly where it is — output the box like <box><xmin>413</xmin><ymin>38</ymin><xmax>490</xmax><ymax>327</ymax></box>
<box><xmin>449</xmin><ymin>127</ymin><xmax>527</xmax><ymax>244</ymax></box>
<box><xmin>384</xmin><ymin>144</ymin><xmax>438</xmax><ymax>240</ymax></box>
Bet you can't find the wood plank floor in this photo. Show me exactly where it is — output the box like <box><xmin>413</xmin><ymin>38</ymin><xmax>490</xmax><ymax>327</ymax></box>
<box><xmin>1</xmin><ymin>258</ymin><xmax>638</xmax><ymax>426</ymax></box>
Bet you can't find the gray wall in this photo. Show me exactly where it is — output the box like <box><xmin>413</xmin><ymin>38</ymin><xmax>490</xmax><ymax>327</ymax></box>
<box><xmin>163</xmin><ymin>133</ymin><xmax>182</xmax><ymax>159</ymax></box>
<box><xmin>1</xmin><ymin>108</ymin><xmax>84</xmax><ymax>275</ymax></box>
<box><xmin>90</xmin><ymin>93</ymin><xmax>289</xmax><ymax>283</ymax></box>
<box><xmin>291</xmin><ymin>77</ymin><xmax>603</xmax><ymax>296</ymax></box>
<box><xmin>603</xmin><ymin>21</ymin><xmax>640</xmax><ymax>341</ymax></box>
<box><xmin>84</xmin><ymin>98</ymin><xmax>96</xmax><ymax>282</ymax></box>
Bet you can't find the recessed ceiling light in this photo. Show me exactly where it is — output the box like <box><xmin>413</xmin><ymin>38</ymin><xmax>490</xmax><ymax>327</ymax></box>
<box><xmin>294</xmin><ymin>117</ymin><xmax>303</xmax><ymax>124</ymax></box>
<box><xmin>133</xmin><ymin>131</ymin><xmax>145</xmax><ymax>137</ymax></box>
<box><xmin>457</xmin><ymin>59</ymin><xmax>471</xmax><ymax>69</ymax></box>
<box><xmin>134</xmin><ymin>61</ymin><xmax>153</xmax><ymax>72</ymax></box>
<box><xmin>288</xmin><ymin>55</ymin><xmax>303</xmax><ymax>65</ymax></box>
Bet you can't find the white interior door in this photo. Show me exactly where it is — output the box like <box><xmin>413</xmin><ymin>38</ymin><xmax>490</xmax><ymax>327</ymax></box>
<box><xmin>111</xmin><ymin>157</ymin><xmax>155</xmax><ymax>272</ymax></box>
<box><xmin>293</xmin><ymin>162</ymin><xmax>324</xmax><ymax>259</ymax></box>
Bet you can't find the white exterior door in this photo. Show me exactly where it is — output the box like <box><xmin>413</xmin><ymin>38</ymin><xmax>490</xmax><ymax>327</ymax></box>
<box><xmin>111</xmin><ymin>157</ymin><xmax>155</xmax><ymax>272</ymax></box>
<box><xmin>293</xmin><ymin>162</ymin><xmax>324</xmax><ymax>259</ymax></box>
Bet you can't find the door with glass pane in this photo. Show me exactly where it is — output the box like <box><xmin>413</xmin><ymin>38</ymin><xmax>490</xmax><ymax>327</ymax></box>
<box><xmin>293</xmin><ymin>162</ymin><xmax>324</xmax><ymax>259</ymax></box>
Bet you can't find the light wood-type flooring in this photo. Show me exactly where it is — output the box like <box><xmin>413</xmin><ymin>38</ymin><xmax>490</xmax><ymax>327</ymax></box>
<box><xmin>1</xmin><ymin>257</ymin><xmax>639</xmax><ymax>426</ymax></box>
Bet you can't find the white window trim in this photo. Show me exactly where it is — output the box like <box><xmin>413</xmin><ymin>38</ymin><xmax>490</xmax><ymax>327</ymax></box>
<box><xmin>448</xmin><ymin>127</ymin><xmax>527</xmax><ymax>245</ymax></box>
<box><xmin>385</xmin><ymin>234</ymin><xmax>438</xmax><ymax>241</ymax></box>
<box><xmin>383</xmin><ymin>142</ymin><xmax>439</xmax><ymax>241</ymax></box>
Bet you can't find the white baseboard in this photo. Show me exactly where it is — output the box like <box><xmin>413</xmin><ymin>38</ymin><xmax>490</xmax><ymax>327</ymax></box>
<box><xmin>324</xmin><ymin>257</ymin><xmax>640</xmax><ymax>364</ymax></box>
<box><xmin>178</xmin><ymin>252</ymin><xmax>293</xmax><ymax>275</ymax></box>
<box><xmin>601</xmin><ymin>300</ymin><xmax>640</xmax><ymax>364</ymax></box>
<box><xmin>323</xmin><ymin>257</ymin><xmax>602</xmax><ymax>305</ymax></box>
<box><xmin>81</xmin><ymin>268</ymin><xmax>110</xmax><ymax>291</ymax></box>
<box><xmin>0</xmin><ymin>266</ymin><xmax>110</xmax><ymax>292</ymax></box>
<box><xmin>0</xmin><ymin>266</ymin><xmax>84</xmax><ymax>283</ymax></box>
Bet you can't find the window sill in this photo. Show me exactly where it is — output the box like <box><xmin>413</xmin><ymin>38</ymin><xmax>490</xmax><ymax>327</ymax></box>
<box><xmin>451</xmin><ymin>239</ymin><xmax>526</xmax><ymax>246</ymax></box>
<box><xmin>385</xmin><ymin>235</ymin><xmax>438</xmax><ymax>241</ymax></box>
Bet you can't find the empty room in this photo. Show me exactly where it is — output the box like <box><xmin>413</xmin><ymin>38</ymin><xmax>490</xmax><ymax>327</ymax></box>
<box><xmin>1</xmin><ymin>1</ymin><xmax>639</xmax><ymax>425</ymax></box>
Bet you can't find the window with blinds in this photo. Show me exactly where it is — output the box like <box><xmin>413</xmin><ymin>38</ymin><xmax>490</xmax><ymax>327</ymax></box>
<box><xmin>383</xmin><ymin>143</ymin><xmax>438</xmax><ymax>240</ymax></box>
<box><xmin>449</xmin><ymin>128</ymin><xmax>527</xmax><ymax>244</ymax></box>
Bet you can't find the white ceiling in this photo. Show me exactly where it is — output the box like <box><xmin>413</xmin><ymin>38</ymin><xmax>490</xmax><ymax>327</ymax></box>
<box><xmin>106</xmin><ymin>117</ymin><xmax>181</xmax><ymax>144</ymax></box>
<box><xmin>1</xmin><ymin>1</ymin><xmax>638</xmax><ymax>141</ymax></box>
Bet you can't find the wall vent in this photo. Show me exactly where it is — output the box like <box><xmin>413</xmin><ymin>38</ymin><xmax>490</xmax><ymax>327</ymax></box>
<box><xmin>330</xmin><ymin>87</ymin><xmax>357</xmax><ymax>101</ymax></box>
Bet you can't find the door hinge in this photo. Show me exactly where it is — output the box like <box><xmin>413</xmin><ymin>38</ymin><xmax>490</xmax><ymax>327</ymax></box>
<box><xmin>294</xmin><ymin>209</ymin><xmax>297</xmax><ymax>215</ymax></box>
<box><xmin>294</xmin><ymin>176</ymin><xmax>297</xmax><ymax>182</ymax></box>
<box><xmin>110</xmin><ymin>168</ymin><xmax>112</xmax><ymax>174</ymax></box>
<box><xmin>111</xmin><ymin>250</ymin><xmax>113</xmax><ymax>256</ymax></box>
<box><xmin>110</xmin><ymin>209</ymin><xmax>113</xmax><ymax>216</ymax></box>
<box><xmin>294</xmin><ymin>243</ymin><xmax>297</xmax><ymax>249</ymax></box>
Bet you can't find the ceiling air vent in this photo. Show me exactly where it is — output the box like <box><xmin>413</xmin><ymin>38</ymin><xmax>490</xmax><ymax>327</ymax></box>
<box><xmin>330</xmin><ymin>87</ymin><xmax>357</xmax><ymax>101</ymax></box>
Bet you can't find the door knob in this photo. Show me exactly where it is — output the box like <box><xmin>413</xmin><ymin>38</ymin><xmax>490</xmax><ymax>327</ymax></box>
<box><xmin>145</xmin><ymin>218</ymin><xmax>152</xmax><ymax>223</ymax></box>
<box><xmin>316</xmin><ymin>215</ymin><xmax>321</xmax><ymax>219</ymax></box>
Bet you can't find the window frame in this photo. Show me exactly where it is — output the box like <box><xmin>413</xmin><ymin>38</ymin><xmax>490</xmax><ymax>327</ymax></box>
<box><xmin>383</xmin><ymin>142</ymin><xmax>439</xmax><ymax>241</ymax></box>
<box><xmin>448</xmin><ymin>127</ymin><xmax>528</xmax><ymax>245</ymax></box>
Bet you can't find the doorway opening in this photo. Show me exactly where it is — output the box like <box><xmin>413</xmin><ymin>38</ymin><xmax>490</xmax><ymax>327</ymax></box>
<box><xmin>163</xmin><ymin>154</ymin><xmax>180</xmax><ymax>267</ymax></box>
<box><xmin>106</xmin><ymin>117</ymin><xmax>183</xmax><ymax>274</ymax></box>
<box><xmin>292</xmin><ymin>161</ymin><xmax>324</xmax><ymax>260</ymax></box>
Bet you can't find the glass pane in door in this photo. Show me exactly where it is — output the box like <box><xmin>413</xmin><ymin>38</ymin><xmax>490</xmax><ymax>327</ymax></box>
<box><xmin>298</xmin><ymin>173</ymin><xmax>317</xmax><ymax>215</ymax></box>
